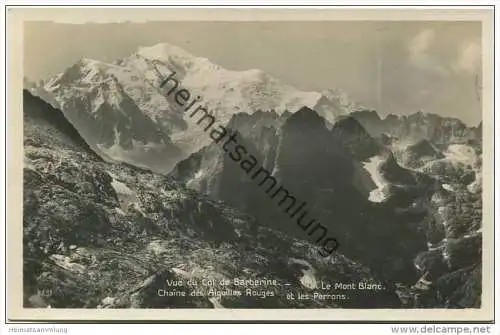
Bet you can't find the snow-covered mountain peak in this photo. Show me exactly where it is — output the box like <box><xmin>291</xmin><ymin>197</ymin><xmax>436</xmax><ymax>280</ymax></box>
<box><xmin>78</xmin><ymin>57</ymin><xmax>103</xmax><ymax>67</ymax></box>
<box><xmin>32</xmin><ymin>41</ymin><xmax>371</xmax><ymax>172</ymax></box>
<box><xmin>44</xmin><ymin>58</ymin><xmax>119</xmax><ymax>90</ymax></box>
<box><xmin>320</xmin><ymin>87</ymin><xmax>366</xmax><ymax>113</ymax></box>
<box><xmin>242</xmin><ymin>68</ymin><xmax>267</xmax><ymax>79</ymax></box>
<box><xmin>136</xmin><ymin>42</ymin><xmax>200</xmax><ymax>67</ymax></box>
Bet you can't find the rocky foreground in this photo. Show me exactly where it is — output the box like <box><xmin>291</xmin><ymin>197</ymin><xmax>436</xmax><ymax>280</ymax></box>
<box><xmin>23</xmin><ymin>87</ymin><xmax>482</xmax><ymax>309</ymax></box>
<box><xmin>23</xmin><ymin>90</ymin><xmax>402</xmax><ymax>309</ymax></box>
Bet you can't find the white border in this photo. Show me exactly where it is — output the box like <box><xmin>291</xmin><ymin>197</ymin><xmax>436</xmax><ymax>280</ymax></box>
<box><xmin>1</xmin><ymin>2</ymin><xmax>498</xmax><ymax>333</ymax></box>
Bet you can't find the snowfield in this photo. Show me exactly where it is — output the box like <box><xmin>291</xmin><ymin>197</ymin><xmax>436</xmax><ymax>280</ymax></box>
<box><xmin>289</xmin><ymin>258</ymin><xmax>318</xmax><ymax>290</ymax></box>
<box><xmin>467</xmin><ymin>172</ymin><xmax>482</xmax><ymax>194</ymax></box>
<box><xmin>444</xmin><ymin>144</ymin><xmax>478</xmax><ymax>166</ymax></box>
<box><xmin>362</xmin><ymin>155</ymin><xmax>389</xmax><ymax>203</ymax></box>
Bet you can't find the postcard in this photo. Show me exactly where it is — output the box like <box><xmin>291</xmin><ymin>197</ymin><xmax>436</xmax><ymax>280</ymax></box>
<box><xmin>5</xmin><ymin>7</ymin><xmax>495</xmax><ymax>322</ymax></box>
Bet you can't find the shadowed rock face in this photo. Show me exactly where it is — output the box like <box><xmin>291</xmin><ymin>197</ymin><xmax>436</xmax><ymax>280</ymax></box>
<box><xmin>273</xmin><ymin>107</ymin><xmax>354</xmax><ymax>197</ymax></box>
<box><xmin>331</xmin><ymin>115</ymin><xmax>382</xmax><ymax>161</ymax></box>
<box><xmin>26</xmin><ymin>43</ymin><xmax>366</xmax><ymax>174</ymax></box>
<box><xmin>171</xmin><ymin>104</ymin><xmax>482</xmax><ymax>308</ymax></box>
<box><xmin>394</xmin><ymin>139</ymin><xmax>444</xmax><ymax>170</ymax></box>
<box><xmin>23</xmin><ymin>91</ymin><xmax>402</xmax><ymax>309</ymax></box>
<box><xmin>171</xmin><ymin>106</ymin><xmax>438</xmax><ymax>285</ymax></box>
<box><xmin>350</xmin><ymin>110</ymin><xmax>481</xmax><ymax>150</ymax></box>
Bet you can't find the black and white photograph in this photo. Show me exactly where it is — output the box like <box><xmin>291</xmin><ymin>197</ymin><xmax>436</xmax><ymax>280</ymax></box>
<box><xmin>5</xmin><ymin>7</ymin><xmax>495</xmax><ymax>322</ymax></box>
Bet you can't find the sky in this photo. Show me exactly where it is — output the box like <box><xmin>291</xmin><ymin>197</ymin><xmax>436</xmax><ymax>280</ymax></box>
<box><xmin>24</xmin><ymin>21</ymin><xmax>482</xmax><ymax>125</ymax></box>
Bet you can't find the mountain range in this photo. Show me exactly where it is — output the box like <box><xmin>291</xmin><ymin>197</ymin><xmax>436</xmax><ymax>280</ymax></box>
<box><xmin>23</xmin><ymin>42</ymin><xmax>483</xmax><ymax>309</ymax></box>
<box><xmin>25</xmin><ymin>43</ymin><xmax>366</xmax><ymax>173</ymax></box>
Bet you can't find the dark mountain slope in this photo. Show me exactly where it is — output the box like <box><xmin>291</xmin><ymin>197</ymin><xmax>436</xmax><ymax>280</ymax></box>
<box><xmin>396</xmin><ymin>140</ymin><xmax>445</xmax><ymax>169</ymax></box>
<box><xmin>171</xmin><ymin>106</ymin><xmax>432</xmax><ymax>285</ymax></box>
<box><xmin>23</xmin><ymin>90</ymin><xmax>102</xmax><ymax>161</ymax></box>
<box><xmin>331</xmin><ymin>115</ymin><xmax>382</xmax><ymax>161</ymax></box>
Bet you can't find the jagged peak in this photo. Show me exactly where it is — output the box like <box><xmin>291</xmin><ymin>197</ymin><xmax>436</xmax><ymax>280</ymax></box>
<box><xmin>331</xmin><ymin>115</ymin><xmax>381</xmax><ymax>159</ymax></box>
<box><xmin>391</xmin><ymin>110</ymin><xmax>468</xmax><ymax>127</ymax></box>
<box><xmin>78</xmin><ymin>57</ymin><xmax>102</xmax><ymax>67</ymax></box>
<box><xmin>383</xmin><ymin>114</ymin><xmax>401</xmax><ymax>122</ymax></box>
<box><xmin>289</xmin><ymin>106</ymin><xmax>321</xmax><ymax>120</ymax></box>
<box><xmin>405</xmin><ymin>139</ymin><xmax>443</xmax><ymax>158</ymax></box>
<box><xmin>73</xmin><ymin>57</ymin><xmax>121</xmax><ymax>72</ymax></box>
<box><xmin>44</xmin><ymin>57</ymin><xmax>123</xmax><ymax>90</ymax></box>
<box><xmin>281</xmin><ymin>110</ymin><xmax>293</xmax><ymax>119</ymax></box>
<box><xmin>350</xmin><ymin>109</ymin><xmax>382</xmax><ymax>121</ymax></box>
